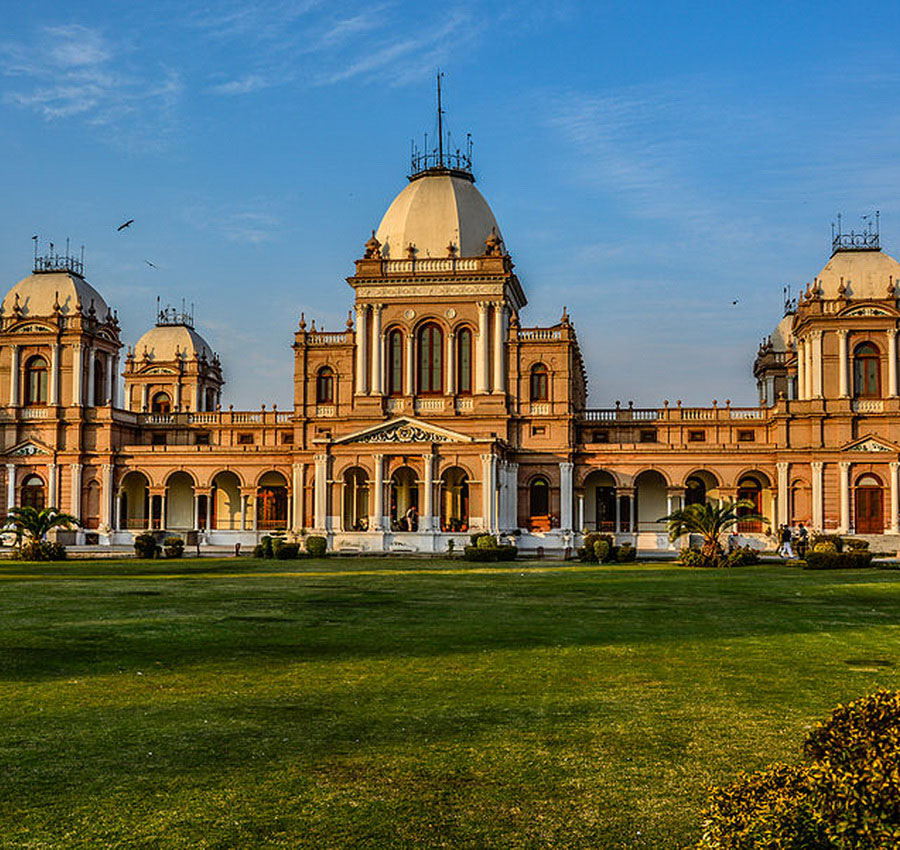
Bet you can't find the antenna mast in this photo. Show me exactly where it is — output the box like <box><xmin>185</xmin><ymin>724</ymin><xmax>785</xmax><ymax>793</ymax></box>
<box><xmin>437</xmin><ymin>71</ymin><xmax>444</xmax><ymax>167</ymax></box>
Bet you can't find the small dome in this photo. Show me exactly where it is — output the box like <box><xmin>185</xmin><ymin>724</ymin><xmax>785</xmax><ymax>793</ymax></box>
<box><xmin>769</xmin><ymin>313</ymin><xmax>794</xmax><ymax>352</ymax></box>
<box><xmin>814</xmin><ymin>249</ymin><xmax>900</xmax><ymax>300</ymax></box>
<box><xmin>134</xmin><ymin>324</ymin><xmax>214</xmax><ymax>363</ymax></box>
<box><xmin>375</xmin><ymin>171</ymin><xmax>503</xmax><ymax>259</ymax></box>
<box><xmin>2</xmin><ymin>271</ymin><xmax>109</xmax><ymax>319</ymax></box>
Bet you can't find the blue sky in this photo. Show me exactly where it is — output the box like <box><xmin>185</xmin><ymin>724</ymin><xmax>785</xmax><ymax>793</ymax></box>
<box><xmin>1</xmin><ymin>0</ymin><xmax>899</xmax><ymax>407</ymax></box>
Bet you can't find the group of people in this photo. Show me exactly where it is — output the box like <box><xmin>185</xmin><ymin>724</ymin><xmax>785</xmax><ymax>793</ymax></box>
<box><xmin>778</xmin><ymin>522</ymin><xmax>808</xmax><ymax>559</ymax></box>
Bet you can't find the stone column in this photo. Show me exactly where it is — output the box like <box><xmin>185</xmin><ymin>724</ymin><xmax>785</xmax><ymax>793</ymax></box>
<box><xmin>205</xmin><ymin>491</ymin><xmax>213</xmax><ymax>531</ymax></box>
<box><xmin>492</xmin><ymin>302</ymin><xmax>506</xmax><ymax>394</ymax></box>
<box><xmin>115</xmin><ymin>493</ymin><xmax>123</xmax><ymax>531</ymax></box>
<box><xmin>87</xmin><ymin>347</ymin><xmax>96</xmax><ymax>407</ymax></box>
<box><xmin>355</xmin><ymin>304</ymin><xmax>368</xmax><ymax>395</ymax></box>
<box><xmin>795</xmin><ymin>340</ymin><xmax>805</xmax><ymax>401</ymax></box>
<box><xmin>838</xmin><ymin>461</ymin><xmax>850</xmax><ymax>533</ymax></box>
<box><xmin>101</xmin><ymin>464</ymin><xmax>113</xmax><ymax>530</ymax></box>
<box><xmin>240</xmin><ymin>494</ymin><xmax>247</xmax><ymax>531</ymax></box>
<box><xmin>5</xmin><ymin>463</ymin><xmax>14</xmax><ymax>512</ymax></box>
<box><xmin>805</xmin><ymin>337</ymin><xmax>814</xmax><ymax>400</ymax></box>
<box><xmin>371</xmin><ymin>454</ymin><xmax>384</xmax><ymax>531</ymax></box>
<box><xmin>141</xmin><ymin>384</ymin><xmax>149</xmax><ymax>412</ymax></box>
<box><xmin>475</xmin><ymin>301</ymin><xmax>489</xmax><ymax>394</ymax></box>
<box><xmin>192</xmin><ymin>494</ymin><xmax>200</xmax><ymax>529</ymax></box>
<box><xmin>105</xmin><ymin>353</ymin><xmax>113</xmax><ymax>405</ymax></box>
<box><xmin>422</xmin><ymin>452</ymin><xmax>434</xmax><ymax>532</ymax></box>
<box><xmin>811</xmin><ymin>461</ymin><xmax>824</xmax><ymax>531</ymax></box>
<box><xmin>49</xmin><ymin>343</ymin><xmax>60</xmax><ymax>405</ymax></box>
<box><xmin>405</xmin><ymin>332</ymin><xmax>414</xmax><ymax>396</ymax></box>
<box><xmin>891</xmin><ymin>461</ymin><xmax>900</xmax><ymax>535</ymax></box>
<box><xmin>508</xmin><ymin>463</ymin><xmax>519</xmax><ymax>530</ymax></box>
<box><xmin>370</xmin><ymin>305</ymin><xmax>383</xmax><ymax>395</ymax></box>
<box><xmin>559</xmin><ymin>461</ymin><xmax>574</xmax><ymax>532</ymax></box>
<box><xmin>481</xmin><ymin>453</ymin><xmax>496</xmax><ymax>532</ymax></box>
<box><xmin>69</xmin><ymin>464</ymin><xmax>82</xmax><ymax>522</ymax></box>
<box><xmin>446</xmin><ymin>330</ymin><xmax>456</xmax><ymax>396</ymax></box>
<box><xmin>292</xmin><ymin>463</ymin><xmax>304</xmax><ymax>532</ymax></box>
<box><xmin>889</xmin><ymin>330</ymin><xmax>898</xmax><ymax>397</ymax></box>
<box><xmin>111</xmin><ymin>355</ymin><xmax>119</xmax><ymax>408</ymax></box>
<box><xmin>8</xmin><ymin>344</ymin><xmax>18</xmax><ymax>406</ymax></box>
<box><xmin>837</xmin><ymin>330</ymin><xmax>849</xmax><ymax>398</ymax></box>
<box><xmin>812</xmin><ymin>331</ymin><xmax>823</xmax><ymax>398</ymax></box>
<box><xmin>72</xmin><ymin>343</ymin><xmax>83</xmax><ymax>406</ymax></box>
<box><xmin>577</xmin><ymin>492</ymin><xmax>585</xmax><ymax>532</ymax></box>
<box><xmin>174</xmin><ymin>381</ymin><xmax>182</xmax><ymax>411</ymax></box>
<box><xmin>314</xmin><ymin>453</ymin><xmax>329</xmax><ymax>531</ymax></box>
<box><xmin>48</xmin><ymin>463</ymin><xmax>57</xmax><ymax>508</ymax></box>
<box><xmin>776</xmin><ymin>462</ymin><xmax>789</xmax><ymax>527</ymax></box>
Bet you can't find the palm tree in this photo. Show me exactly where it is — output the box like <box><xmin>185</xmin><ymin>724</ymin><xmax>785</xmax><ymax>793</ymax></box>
<box><xmin>4</xmin><ymin>506</ymin><xmax>80</xmax><ymax>548</ymax></box>
<box><xmin>660</xmin><ymin>500</ymin><xmax>762</xmax><ymax>562</ymax></box>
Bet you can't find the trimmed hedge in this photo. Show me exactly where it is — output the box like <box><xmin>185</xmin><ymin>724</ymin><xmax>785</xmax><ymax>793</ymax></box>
<box><xmin>163</xmin><ymin>536</ymin><xmax>184</xmax><ymax>558</ymax></box>
<box><xmin>804</xmin><ymin>550</ymin><xmax>874</xmax><ymax>570</ymax></box>
<box><xmin>133</xmin><ymin>533</ymin><xmax>160</xmax><ymax>559</ymax></box>
<box><xmin>463</xmin><ymin>545</ymin><xmax>517</xmax><ymax>562</ymax></box>
<box><xmin>274</xmin><ymin>542</ymin><xmax>301</xmax><ymax>560</ymax></box>
<box><xmin>12</xmin><ymin>540</ymin><xmax>67</xmax><ymax>561</ymax></box>
<box><xmin>305</xmin><ymin>536</ymin><xmax>327</xmax><ymax>558</ymax></box>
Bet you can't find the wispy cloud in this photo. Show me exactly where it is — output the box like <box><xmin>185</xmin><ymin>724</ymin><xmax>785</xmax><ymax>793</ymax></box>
<box><xmin>182</xmin><ymin>203</ymin><xmax>282</xmax><ymax>244</ymax></box>
<box><xmin>0</xmin><ymin>24</ymin><xmax>182</xmax><ymax>148</ymax></box>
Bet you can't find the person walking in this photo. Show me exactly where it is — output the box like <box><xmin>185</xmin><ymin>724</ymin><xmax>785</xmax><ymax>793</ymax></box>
<box><xmin>796</xmin><ymin>522</ymin><xmax>808</xmax><ymax>559</ymax></box>
<box><xmin>778</xmin><ymin>524</ymin><xmax>795</xmax><ymax>559</ymax></box>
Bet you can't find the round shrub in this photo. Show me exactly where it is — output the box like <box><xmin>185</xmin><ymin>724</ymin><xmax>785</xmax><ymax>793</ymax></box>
<box><xmin>274</xmin><ymin>542</ymin><xmax>301</xmax><ymax>560</ymax></box>
<box><xmin>678</xmin><ymin>547</ymin><xmax>708</xmax><ymax>568</ymax></box>
<box><xmin>810</xmin><ymin>533</ymin><xmax>844</xmax><ymax>553</ymax></box>
<box><xmin>260</xmin><ymin>535</ymin><xmax>274</xmax><ymax>558</ymax></box>
<box><xmin>594</xmin><ymin>539</ymin><xmax>610</xmax><ymax>562</ymax></box>
<box><xmin>463</xmin><ymin>545</ymin><xmax>496</xmax><ymax>562</ymax></box>
<box><xmin>163</xmin><ymin>536</ymin><xmax>184</xmax><ymax>559</ymax></box>
<box><xmin>813</xmin><ymin>541</ymin><xmax>838</xmax><ymax>554</ymax></box>
<box><xmin>305</xmin><ymin>535</ymin><xmax>327</xmax><ymax>557</ymax></box>
<box><xmin>13</xmin><ymin>540</ymin><xmax>67</xmax><ymax>561</ymax></box>
<box><xmin>133</xmin><ymin>533</ymin><xmax>160</xmax><ymax>559</ymax></box>
<box><xmin>617</xmin><ymin>542</ymin><xmax>636</xmax><ymax>562</ymax></box>
<box><xmin>476</xmin><ymin>534</ymin><xmax>498</xmax><ymax>549</ymax></box>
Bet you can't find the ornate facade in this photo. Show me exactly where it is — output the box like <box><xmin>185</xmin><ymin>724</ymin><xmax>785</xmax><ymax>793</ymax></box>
<box><xmin>4</xmin><ymin>147</ymin><xmax>900</xmax><ymax>553</ymax></box>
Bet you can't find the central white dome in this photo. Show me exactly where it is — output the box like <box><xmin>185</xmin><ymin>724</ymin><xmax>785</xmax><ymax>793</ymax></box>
<box><xmin>375</xmin><ymin>172</ymin><xmax>503</xmax><ymax>260</ymax></box>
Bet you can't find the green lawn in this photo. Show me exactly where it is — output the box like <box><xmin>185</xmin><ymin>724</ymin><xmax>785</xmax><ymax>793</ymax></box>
<box><xmin>2</xmin><ymin>559</ymin><xmax>899</xmax><ymax>849</ymax></box>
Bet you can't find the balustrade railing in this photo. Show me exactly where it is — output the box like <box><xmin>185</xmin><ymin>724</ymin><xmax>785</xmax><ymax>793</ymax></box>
<box><xmin>580</xmin><ymin>405</ymin><xmax>768</xmax><ymax>422</ymax></box>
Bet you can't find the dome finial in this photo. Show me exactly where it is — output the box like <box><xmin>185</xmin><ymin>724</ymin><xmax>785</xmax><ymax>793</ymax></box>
<box><xmin>364</xmin><ymin>230</ymin><xmax>382</xmax><ymax>259</ymax></box>
<box><xmin>409</xmin><ymin>73</ymin><xmax>474</xmax><ymax>181</ymax></box>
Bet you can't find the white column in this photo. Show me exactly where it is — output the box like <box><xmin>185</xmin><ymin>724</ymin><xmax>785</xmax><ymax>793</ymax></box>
<box><xmin>292</xmin><ymin>463</ymin><xmax>303</xmax><ymax>531</ymax></box>
<box><xmin>481</xmin><ymin>453</ymin><xmax>496</xmax><ymax>532</ymax></box>
<box><xmin>812</xmin><ymin>331</ymin><xmax>823</xmax><ymax>398</ymax></box>
<box><xmin>140</xmin><ymin>384</ymin><xmax>149</xmax><ymax>412</ymax></box>
<box><xmin>240</xmin><ymin>495</ymin><xmax>247</xmax><ymax>531</ymax></box>
<box><xmin>5</xmin><ymin>463</ymin><xmax>14</xmax><ymax>512</ymax></box>
<box><xmin>8</xmin><ymin>344</ymin><xmax>18</xmax><ymax>406</ymax></box>
<box><xmin>508</xmin><ymin>463</ymin><xmax>518</xmax><ymax>530</ymax></box>
<box><xmin>794</xmin><ymin>340</ymin><xmax>804</xmax><ymax>400</ymax></box>
<box><xmin>777</xmin><ymin>462</ymin><xmax>789</xmax><ymax>527</ymax></box>
<box><xmin>370</xmin><ymin>305</ymin><xmax>382</xmax><ymax>395</ymax></box>
<box><xmin>631</xmin><ymin>493</ymin><xmax>637</xmax><ymax>533</ymax></box>
<box><xmin>192</xmin><ymin>494</ymin><xmax>200</xmax><ymax>529</ymax></box>
<box><xmin>492</xmin><ymin>302</ymin><xmax>506</xmax><ymax>394</ymax></box>
<box><xmin>355</xmin><ymin>304</ymin><xmax>368</xmax><ymax>395</ymax></box>
<box><xmin>174</xmin><ymin>381</ymin><xmax>182</xmax><ymax>411</ymax></box>
<box><xmin>48</xmin><ymin>463</ymin><xmax>57</xmax><ymax>507</ymax></box>
<box><xmin>405</xmin><ymin>332</ymin><xmax>414</xmax><ymax>396</ymax></box>
<box><xmin>104</xmin><ymin>353</ymin><xmax>113</xmax><ymax>405</ymax></box>
<box><xmin>475</xmin><ymin>301</ymin><xmax>489</xmax><ymax>394</ymax></box>
<box><xmin>805</xmin><ymin>337</ymin><xmax>814</xmax><ymax>400</ymax></box>
<box><xmin>87</xmin><ymin>347</ymin><xmax>96</xmax><ymax>407</ymax></box>
<box><xmin>614</xmin><ymin>493</ymin><xmax>621</xmax><ymax>533</ymax></box>
<box><xmin>497</xmin><ymin>460</ymin><xmax>508</xmax><ymax>529</ymax></box>
<box><xmin>891</xmin><ymin>462</ymin><xmax>900</xmax><ymax>535</ymax></box>
<box><xmin>115</xmin><ymin>494</ymin><xmax>122</xmax><ymax>531</ymax></box>
<box><xmin>837</xmin><ymin>330</ymin><xmax>849</xmax><ymax>398</ymax></box>
<box><xmin>577</xmin><ymin>493</ymin><xmax>585</xmax><ymax>532</ymax></box>
<box><xmin>314</xmin><ymin>453</ymin><xmax>328</xmax><ymax>531</ymax></box>
<box><xmin>111</xmin><ymin>355</ymin><xmax>119</xmax><ymax>408</ymax></box>
<box><xmin>811</xmin><ymin>461</ymin><xmax>824</xmax><ymax>531</ymax></box>
<box><xmin>422</xmin><ymin>452</ymin><xmax>434</xmax><ymax>532</ymax></box>
<box><xmin>446</xmin><ymin>330</ymin><xmax>456</xmax><ymax>396</ymax></box>
<box><xmin>70</xmin><ymin>464</ymin><xmax>82</xmax><ymax>521</ymax></box>
<box><xmin>49</xmin><ymin>343</ymin><xmax>60</xmax><ymax>405</ymax></box>
<box><xmin>371</xmin><ymin>454</ymin><xmax>384</xmax><ymax>531</ymax></box>
<box><xmin>559</xmin><ymin>461</ymin><xmax>574</xmax><ymax>532</ymax></box>
<box><xmin>205</xmin><ymin>491</ymin><xmax>212</xmax><ymax>531</ymax></box>
<box><xmin>889</xmin><ymin>330</ymin><xmax>898</xmax><ymax>397</ymax></box>
<box><xmin>101</xmin><ymin>464</ymin><xmax>113</xmax><ymax>530</ymax></box>
<box><xmin>838</xmin><ymin>461</ymin><xmax>851</xmax><ymax>533</ymax></box>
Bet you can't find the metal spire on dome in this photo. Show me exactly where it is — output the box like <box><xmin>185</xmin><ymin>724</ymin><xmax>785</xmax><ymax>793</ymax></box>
<box><xmin>409</xmin><ymin>72</ymin><xmax>474</xmax><ymax>182</ymax></box>
<box><xmin>32</xmin><ymin>235</ymin><xmax>85</xmax><ymax>276</ymax></box>
<box><xmin>156</xmin><ymin>295</ymin><xmax>195</xmax><ymax>328</ymax></box>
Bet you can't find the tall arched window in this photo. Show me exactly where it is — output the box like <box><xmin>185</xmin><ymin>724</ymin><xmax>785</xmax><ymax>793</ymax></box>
<box><xmin>854</xmin><ymin>342</ymin><xmax>881</xmax><ymax>398</ymax></box>
<box><xmin>20</xmin><ymin>474</ymin><xmax>45</xmax><ymax>511</ymax></box>
<box><xmin>456</xmin><ymin>327</ymin><xmax>472</xmax><ymax>394</ymax></box>
<box><xmin>418</xmin><ymin>323</ymin><xmax>443</xmax><ymax>394</ymax></box>
<box><xmin>316</xmin><ymin>367</ymin><xmax>335</xmax><ymax>404</ymax></box>
<box><xmin>529</xmin><ymin>476</ymin><xmax>550</xmax><ymax>531</ymax></box>
<box><xmin>530</xmin><ymin>363</ymin><xmax>549</xmax><ymax>401</ymax></box>
<box><xmin>387</xmin><ymin>329</ymin><xmax>403</xmax><ymax>396</ymax></box>
<box><xmin>93</xmin><ymin>357</ymin><xmax>106</xmax><ymax>406</ymax></box>
<box><xmin>24</xmin><ymin>355</ymin><xmax>48</xmax><ymax>405</ymax></box>
<box><xmin>151</xmin><ymin>392</ymin><xmax>171</xmax><ymax>413</ymax></box>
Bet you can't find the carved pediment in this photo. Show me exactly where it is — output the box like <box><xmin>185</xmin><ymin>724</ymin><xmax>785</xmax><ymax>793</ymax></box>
<box><xmin>141</xmin><ymin>366</ymin><xmax>177</xmax><ymax>376</ymax></box>
<box><xmin>842</xmin><ymin>436</ymin><xmax>897</xmax><ymax>453</ymax></box>
<box><xmin>5</xmin><ymin>440</ymin><xmax>52</xmax><ymax>457</ymax></box>
<box><xmin>334</xmin><ymin>417</ymin><xmax>473</xmax><ymax>445</ymax></box>
<box><xmin>840</xmin><ymin>304</ymin><xmax>896</xmax><ymax>318</ymax></box>
<box><xmin>11</xmin><ymin>323</ymin><xmax>54</xmax><ymax>333</ymax></box>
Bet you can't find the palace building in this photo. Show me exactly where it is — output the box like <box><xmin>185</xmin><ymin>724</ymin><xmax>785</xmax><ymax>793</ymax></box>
<box><xmin>3</xmin><ymin>133</ymin><xmax>900</xmax><ymax>554</ymax></box>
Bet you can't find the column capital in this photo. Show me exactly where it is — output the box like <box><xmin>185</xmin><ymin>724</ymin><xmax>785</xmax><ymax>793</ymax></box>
<box><xmin>891</xmin><ymin>461</ymin><xmax>900</xmax><ymax>472</ymax></box>
<box><xmin>422</xmin><ymin>452</ymin><xmax>434</xmax><ymax>468</ymax></box>
<box><xmin>559</xmin><ymin>461</ymin><xmax>574</xmax><ymax>471</ymax></box>
<box><xmin>776</xmin><ymin>461</ymin><xmax>789</xmax><ymax>471</ymax></box>
<box><xmin>811</xmin><ymin>460</ymin><xmax>824</xmax><ymax>471</ymax></box>
<box><xmin>372</xmin><ymin>452</ymin><xmax>384</xmax><ymax>461</ymax></box>
<box><xmin>810</xmin><ymin>329</ymin><xmax>823</xmax><ymax>340</ymax></box>
<box><xmin>836</xmin><ymin>328</ymin><xmax>849</xmax><ymax>338</ymax></box>
<box><xmin>476</xmin><ymin>300</ymin><xmax>490</xmax><ymax>312</ymax></box>
<box><xmin>314</xmin><ymin>453</ymin><xmax>330</xmax><ymax>466</ymax></box>
<box><xmin>371</xmin><ymin>302</ymin><xmax>383</xmax><ymax>314</ymax></box>
<box><xmin>838</xmin><ymin>460</ymin><xmax>851</xmax><ymax>470</ymax></box>
<box><xmin>291</xmin><ymin>461</ymin><xmax>304</xmax><ymax>471</ymax></box>
<box><xmin>480</xmin><ymin>452</ymin><xmax>495</xmax><ymax>463</ymax></box>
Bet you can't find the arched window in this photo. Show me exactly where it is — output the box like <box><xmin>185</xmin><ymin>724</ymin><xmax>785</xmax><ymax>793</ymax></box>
<box><xmin>456</xmin><ymin>328</ymin><xmax>473</xmax><ymax>394</ymax></box>
<box><xmin>854</xmin><ymin>342</ymin><xmax>881</xmax><ymax>398</ymax></box>
<box><xmin>316</xmin><ymin>367</ymin><xmax>335</xmax><ymax>404</ymax></box>
<box><xmin>20</xmin><ymin>474</ymin><xmax>45</xmax><ymax>511</ymax></box>
<box><xmin>417</xmin><ymin>323</ymin><xmax>443</xmax><ymax>394</ymax></box>
<box><xmin>530</xmin><ymin>363</ymin><xmax>548</xmax><ymax>401</ymax></box>
<box><xmin>151</xmin><ymin>392</ymin><xmax>171</xmax><ymax>413</ymax></box>
<box><xmin>24</xmin><ymin>355</ymin><xmax>48</xmax><ymax>405</ymax></box>
<box><xmin>737</xmin><ymin>476</ymin><xmax>763</xmax><ymax>533</ymax></box>
<box><xmin>685</xmin><ymin>475</ymin><xmax>708</xmax><ymax>506</ymax></box>
<box><xmin>205</xmin><ymin>387</ymin><xmax>217</xmax><ymax>411</ymax></box>
<box><xmin>387</xmin><ymin>329</ymin><xmax>403</xmax><ymax>396</ymax></box>
<box><xmin>529</xmin><ymin>476</ymin><xmax>550</xmax><ymax>531</ymax></box>
<box><xmin>93</xmin><ymin>357</ymin><xmax>105</xmax><ymax>406</ymax></box>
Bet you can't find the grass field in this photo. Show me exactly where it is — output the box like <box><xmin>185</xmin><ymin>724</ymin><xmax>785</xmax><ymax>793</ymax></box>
<box><xmin>2</xmin><ymin>558</ymin><xmax>899</xmax><ymax>849</ymax></box>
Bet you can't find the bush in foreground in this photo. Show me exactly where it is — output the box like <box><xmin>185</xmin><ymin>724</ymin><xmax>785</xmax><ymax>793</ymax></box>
<box><xmin>699</xmin><ymin>690</ymin><xmax>900</xmax><ymax>848</ymax></box>
<box><xmin>463</xmin><ymin>534</ymin><xmax>517</xmax><ymax>562</ymax></box>
<box><xmin>163</xmin><ymin>536</ymin><xmax>184</xmax><ymax>558</ymax></box>
<box><xmin>11</xmin><ymin>540</ymin><xmax>67</xmax><ymax>561</ymax></box>
<box><xmin>305</xmin><ymin>536</ymin><xmax>327</xmax><ymax>557</ymax></box>
<box><xmin>133</xmin><ymin>533</ymin><xmax>160</xmax><ymax>559</ymax></box>
<box><xmin>804</xmin><ymin>550</ymin><xmax>874</xmax><ymax>570</ymax></box>
<box><xmin>678</xmin><ymin>545</ymin><xmax>760</xmax><ymax>569</ymax></box>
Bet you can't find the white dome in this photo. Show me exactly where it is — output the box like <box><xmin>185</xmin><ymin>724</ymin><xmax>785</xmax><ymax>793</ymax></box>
<box><xmin>769</xmin><ymin>313</ymin><xmax>794</xmax><ymax>352</ymax></box>
<box><xmin>815</xmin><ymin>249</ymin><xmax>900</xmax><ymax>300</ymax></box>
<box><xmin>135</xmin><ymin>324</ymin><xmax>214</xmax><ymax>363</ymax></box>
<box><xmin>2</xmin><ymin>271</ymin><xmax>109</xmax><ymax>319</ymax></box>
<box><xmin>375</xmin><ymin>172</ymin><xmax>503</xmax><ymax>259</ymax></box>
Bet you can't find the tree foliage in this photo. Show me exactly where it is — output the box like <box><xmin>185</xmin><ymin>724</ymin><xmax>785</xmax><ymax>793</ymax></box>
<box><xmin>661</xmin><ymin>500</ymin><xmax>762</xmax><ymax>563</ymax></box>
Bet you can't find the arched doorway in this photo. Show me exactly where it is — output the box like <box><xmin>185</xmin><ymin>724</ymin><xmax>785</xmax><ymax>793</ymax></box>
<box><xmin>20</xmin><ymin>474</ymin><xmax>45</xmax><ymax>510</ymax></box>
<box><xmin>343</xmin><ymin>467</ymin><xmax>369</xmax><ymax>531</ymax></box>
<box><xmin>737</xmin><ymin>475</ymin><xmax>764</xmax><ymax>532</ymax></box>
<box><xmin>855</xmin><ymin>473</ymin><xmax>883</xmax><ymax>534</ymax></box>
<box><xmin>684</xmin><ymin>471</ymin><xmax>720</xmax><ymax>506</ymax></box>
<box><xmin>151</xmin><ymin>392</ymin><xmax>171</xmax><ymax>413</ymax></box>
<box><xmin>211</xmin><ymin>471</ymin><xmax>242</xmax><ymax>530</ymax></box>
<box><xmin>166</xmin><ymin>472</ymin><xmax>195</xmax><ymax>530</ymax></box>
<box><xmin>440</xmin><ymin>467</ymin><xmax>469</xmax><ymax>532</ymax></box>
<box><xmin>790</xmin><ymin>478</ymin><xmax>810</xmax><ymax>526</ymax></box>
<box><xmin>634</xmin><ymin>470</ymin><xmax>667</xmax><ymax>533</ymax></box>
<box><xmin>582</xmin><ymin>469</ymin><xmax>616</xmax><ymax>532</ymax></box>
<box><xmin>120</xmin><ymin>471</ymin><xmax>150</xmax><ymax>530</ymax></box>
<box><xmin>390</xmin><ymin>467</ymin><xmax>419</xmax><ymax>531</ymax></box>
<box><xmin>82</xmin><ymin>480</ymin><xmax>101</xmax><ymax>529</ymax></box>
<box><xmin>257</xmin><ymin>471</ymin><xmax>288</xmax><ymax>530</ymax></box>
<box><xmin>528</xmin><ymin>476</ymin><xmax>550</xmax><ymax>531</ymax></box>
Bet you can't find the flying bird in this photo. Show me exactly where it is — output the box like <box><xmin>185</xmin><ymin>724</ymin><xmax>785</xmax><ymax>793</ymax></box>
<box><xmin>116</xmin><ymin>219</ymin><xmax>134</xmax><ymax>232</ymax></box>
<box><xmin>732</xmin><ymin>299</ymin><xmax>740</xmax><ymax>305</ymax></box>
<box><xmin>144</xmin><ymin>260</ymin><xmax>157</xmax><ymax>269</ymax></box>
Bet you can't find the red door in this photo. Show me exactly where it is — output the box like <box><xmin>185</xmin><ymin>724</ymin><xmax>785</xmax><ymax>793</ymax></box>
<box><xmin>855</xmin><ymin>487</ymin><xmax>883</xmax><ymax>534</ymax></box>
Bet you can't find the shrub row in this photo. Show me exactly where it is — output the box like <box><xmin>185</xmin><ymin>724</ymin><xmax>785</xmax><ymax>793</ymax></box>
<box><xmin>11</xmin><ymin>540</ymin><xmax>67</xmax><ymax>561</ymax></box>
<box><xmin>577</xmin><ymin>533</ymin><xmax>636</xmax><ymax>564</ymax></box>
<box><xmin>252</xmin><ymin>535</ymin><xmax>328</xmax><ymax>559</ymax></box>
<box><xmin>678</xmin><ymin>545</ymin><xmax>760</xmax><ymax>569</ymax></box>
<box><xmin>804</xmin><ymin>550</ymin><xmax>874</xmax><ymax>570</ymax></box>
<box><xmin>463</xmin><ymin>533</ymin><xmax>517</xmax><ymax>562</ymax></box>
